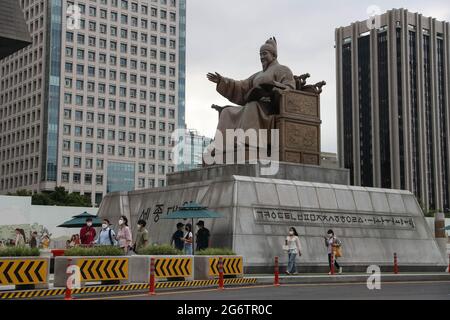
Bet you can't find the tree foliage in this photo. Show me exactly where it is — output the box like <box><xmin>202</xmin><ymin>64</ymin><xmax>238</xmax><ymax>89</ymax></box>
<box><xmin>8</xmin><ymin>187</ymin><xmax>92</xmax><ymax>207</ymax></box>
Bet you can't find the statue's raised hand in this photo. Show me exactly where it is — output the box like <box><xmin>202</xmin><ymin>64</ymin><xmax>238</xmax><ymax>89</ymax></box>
<box><xmin>207</xmin><ymin>72</ymin><xmax>222</xmax><ymax>84</ymax></box>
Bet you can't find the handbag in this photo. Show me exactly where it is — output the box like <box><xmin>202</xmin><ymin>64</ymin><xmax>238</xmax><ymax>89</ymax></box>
<box><xmin>333</xmin><ymin>245</ymin><xmax>343</xmax><ymax>258</ymax></box>
<box><xmin>282</xmin><ymin>245</ymin><xmax>289</xmax><ymax>252</ymax></box>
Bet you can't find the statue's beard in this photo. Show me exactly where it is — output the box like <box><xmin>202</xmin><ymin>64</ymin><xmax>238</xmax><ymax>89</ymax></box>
<box><xmin>261</xmin><ymin>59</ymin><xmax>274</xmax><ymax>71</ymax></box>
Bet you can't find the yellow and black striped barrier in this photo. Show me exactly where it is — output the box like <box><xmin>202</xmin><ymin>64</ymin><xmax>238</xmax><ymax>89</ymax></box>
<box><xmin>154</xmin><ymin>257</ymin><xmax>192</xmax><ymax>279</ymax></box>
<box><xmin>0</xmin><ymin>259</ymin><xmax>48</xmax><ymax>286</ymax></box>
<box><xmin>209</xmin><ymin>257</ymin><xmax>243</xmax><ymax>276</ymax></box>
<box><xmin>77</xmin><ymin>258</ymin><xmax>128</xmax><ymax>281</ymax></box>
<box><xmin>0</xmin><ymin>278</ymin><xmax>258</xmax><ymax>299</ymax></box>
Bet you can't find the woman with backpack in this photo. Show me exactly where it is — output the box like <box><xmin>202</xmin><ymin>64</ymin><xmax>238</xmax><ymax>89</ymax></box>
<box><xmin>95</xmin><ymin>219</ymin><xmax>117</xmax><ymax>246</ymax></box>
<box><xmin>324</xmin><ymin>229</ymin><xmax>343</xmax><ymax>274</ymax></box>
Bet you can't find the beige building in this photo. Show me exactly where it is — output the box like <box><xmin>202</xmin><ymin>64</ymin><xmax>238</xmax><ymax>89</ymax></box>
<box><xmin>0</xmin><ymin>0</ymin><xmax>186</xmax><ymax>206</ymax></box>
<box><xmin>336</xmin><ymin>8</ymin><xmax>450</xmax><ymax>212</ymax></box>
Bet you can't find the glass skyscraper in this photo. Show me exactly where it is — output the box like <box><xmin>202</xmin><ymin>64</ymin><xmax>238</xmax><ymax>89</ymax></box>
<box><xmin>0</xmin><ymin>0</ymin><xmax>186</xmax><ymax>205</ymax></box>
<box><xmin>336</xmin><ymin>8</ymin><xmax>450</xmax><ymax>212</ymax></box>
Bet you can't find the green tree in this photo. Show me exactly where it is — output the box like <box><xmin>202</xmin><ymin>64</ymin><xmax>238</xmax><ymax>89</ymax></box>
<box><xmin>49</xmin><ymin>186</ymin><xmax>68</xmax><ymax>205</ymax></box>
<box><xmin>31</xmin><ymin>193</ymin><xmax>52</xmax><ymax>205</ymax></box>
<box><xmin>7</xmin><ymin>189</ymin><xmax>32</xmax><ymax>197</ymax></box>
<box><xmin>65</xmin><ymin>192</ymin><xmax>92</xmax><ymax>207</ymax></box>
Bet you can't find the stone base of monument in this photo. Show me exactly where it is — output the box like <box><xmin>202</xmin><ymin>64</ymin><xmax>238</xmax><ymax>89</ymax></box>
<box><xmin>98</xmin><ymin>163</ymin><xmax>447</xmax><ymax>273</ymax></box>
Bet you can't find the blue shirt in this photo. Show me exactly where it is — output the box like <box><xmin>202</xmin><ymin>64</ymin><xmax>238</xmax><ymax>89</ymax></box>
<box><xmin>95</xmin><ymin>228</ymin><xmax>117</xmax><ymax>246</ymax></box>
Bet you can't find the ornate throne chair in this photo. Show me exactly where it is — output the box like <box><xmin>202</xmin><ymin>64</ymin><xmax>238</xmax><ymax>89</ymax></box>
<box><xmin>274</xmin><ymin>74</ymin><xmax>325</xmax><ymax>166</ymax></box>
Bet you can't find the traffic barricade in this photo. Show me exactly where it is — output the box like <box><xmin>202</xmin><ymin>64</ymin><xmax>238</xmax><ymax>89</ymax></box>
<box><xmin>0</xmin><ymin>257</ymin><xmax>50</xmax><ymax>290</ymax></box>
<box><xmin>129</xmin><ymin>256</ymin><xmax>194</xmax><ymax>283</ymax></box>
<box><xmin>54</xmin><ymin>256</ymin><xmax>129</xmax><ymax>288</ymax></box>
<box><xmin>194</xmin><ymin>256</ymin><xmax>243</xmax><ymax>280</ymax></box>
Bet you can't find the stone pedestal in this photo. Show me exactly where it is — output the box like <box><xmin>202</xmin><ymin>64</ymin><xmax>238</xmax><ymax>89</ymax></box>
<box><xmin>98</xmin><ymin>164</ymin><xmax>447</xmax><ymax>273</ymax></box>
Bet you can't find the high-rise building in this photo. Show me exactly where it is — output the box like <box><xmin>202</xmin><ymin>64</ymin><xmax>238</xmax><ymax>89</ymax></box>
<box><xmin>0</xmin><ymin>0</ymin><xmax>32</xmax><ymax>59</ymax></box>
<box><xmin>336</xmin><ymin>8</ymin><xmax>450</xmax><ymax>212</ymax></box>
<box><xmin>176</xmin><ymin>129</ymin><xmax>212</xmax><ymax>172</ymax></box>
<box><xmin>0</xmin><ymin>0</ymin><xmax>186</xmax><ymax>206</ymax></box>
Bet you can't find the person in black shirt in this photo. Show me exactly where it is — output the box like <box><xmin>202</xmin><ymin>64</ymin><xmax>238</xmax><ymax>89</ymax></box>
<box><xmin>196</xmin><ymin>220</ymin><xmax>211</xmax><ymax>251</ymax></box>
<box><xmin>171</xmin><ymin>223</ymin><xmax>185</xmax><ymax>251</ymax></box>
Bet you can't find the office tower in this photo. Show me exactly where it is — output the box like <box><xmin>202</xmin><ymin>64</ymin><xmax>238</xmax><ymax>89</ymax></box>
<box><xmin>336</xmin><ymin>8</ymin><xmax>450</xmax><ymax>212</ymax></box>
<box><xmin>0</xmin><ymin>0</ymin><xmax>32</xmax><ymax>59</ymax></box>
<box><xmin>176</xmin><ymin>128</ymin><xmax>212</xmax><ymax>172</ymax></box>
<box><xmin>0</xmin><ymin>0</ymin><xmax>186</xmax><ymax>206</ymax></box>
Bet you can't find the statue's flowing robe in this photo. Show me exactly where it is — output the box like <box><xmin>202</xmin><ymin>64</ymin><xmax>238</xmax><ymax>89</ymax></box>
<box><xmin>214</xmin><ymin>60</ymin><xmax>295</xmax><ymax>151</ymax></box>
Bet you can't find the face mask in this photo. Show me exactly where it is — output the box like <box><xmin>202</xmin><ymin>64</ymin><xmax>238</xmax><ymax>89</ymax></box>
<box><xmin>87</xmin><ymin>222</ymin><xmax>92</xmax><ymax>227</ymax></box>
<box><xmin>102</xmin><ymin>224</ymin><xmax>108</xmax><ymax>229</ymax></box>
<box><xmin>289</xmin><ymin>231</ymin><xmax>294</xmax><ymax>236</ymax></box>
<box><xmin>118</xmin><ymin>219</ymin><xmax>124</xmax><ymax>226</ymax></box>
<box><xmin>328</xmin><ymin>234</ymin><xmax>333</xmax><ymax>238</ymax></box>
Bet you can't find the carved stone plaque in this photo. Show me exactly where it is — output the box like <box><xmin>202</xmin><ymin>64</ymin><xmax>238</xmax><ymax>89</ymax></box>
<box><xmin>283</xmin><ymin>92</ymin><xmax>318</xmax><ymax>118</ymax></box>
<box><xmin>285</xmin><ymin>122</ymin><xmax>318</xmax><ymax>151</ymax></box>
<box><xmin>302</xmin><ymin>153</ymin><xmax>319</xmax><ymax>165</ymax></box>
<box><xmin>285</xmin><ymin>151</ymin><xmax>301</xmax><ymax>163</ymax></box>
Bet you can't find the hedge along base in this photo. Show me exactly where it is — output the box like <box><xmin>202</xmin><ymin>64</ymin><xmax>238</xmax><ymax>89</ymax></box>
<box><xmin>0</xmin><ymin>257</ymin><xmax>50</xmax><ymax>290</ymax></box>
<box><xmin>129</xmin><ymin>256</ymin><xmax>194</xmax><ymax>283</ymax></box>
<box><xmin>194</xmin><ymin>256</ymin><xmax>244</xmax><ymax>280</ymax></box>
<box><xmin>54</xmin><ymin>256</ymin><xmax>129</xmax><ymax>288</ymax></box>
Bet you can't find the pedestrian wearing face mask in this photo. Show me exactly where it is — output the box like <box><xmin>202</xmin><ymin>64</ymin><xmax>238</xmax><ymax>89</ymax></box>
<box><xmin>116</xmin><ymin>216</ymin><xmax>132</xmax><ymax>254</ymax></box>
<box><xmin>324</xmin><ymin>229</ymin><xmax>343</xmax><ymax>274</ymax></box>
<box><xmin>133</xmin><ymin>220</ymin><xmax>149</xmax><ymax>253</ymax></box>
<box><xmin>95</xmin><ymin>219</ymin><xmax>117</xmax><ymax>246</ymax></box>
<box><xmin>182</xmin><ymin>223</ymin><xmax>193</xmax><ymax>255</ymax></box>
<box><xmin>80</xmin><ymin>218</ymin><xmax>96</xmax><ymax>246</ymax></box>
<box><xmin>284</xmin><ymin>227</ymin><xmax>302</xmax><ymax>275</ymax></box>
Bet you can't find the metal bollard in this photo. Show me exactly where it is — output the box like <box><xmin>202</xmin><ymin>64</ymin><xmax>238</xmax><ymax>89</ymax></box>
<box><xmin>274</xmin><ymin>256</ymin><xmax>280</xmax><ymax>286</ymax></box>
<box><xmin>394</xmin><ymin>253</ymin><xmax>399</xmax><ymax>274</ymax></box>
<box><xmin>218</xmin><ymin>257</ymin><xmax>224</xmax><ymax>290</ymax></box>
<box><xmin>149</xmin><ymin>257</ymin><xmax>156</xmax><ymax>295</ymax></box>
<box><xmin>64</xmin><ymin>258</ymin><xmax>73</xmax><ymax>300</ymax></box>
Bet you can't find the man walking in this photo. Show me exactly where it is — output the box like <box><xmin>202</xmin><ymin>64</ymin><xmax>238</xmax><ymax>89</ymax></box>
<box><xmin>95</xmin><ymin>219</ymin><xmax>117</xmax><ymax>246</ymax></box>
<box><xmin>196</xmin><ymin>221</ymin><xmax>211</xmax><ymax>251</ymax></box>
<box><xmin>134</xmin><ymin>220</ymin><xmax>149</xmax><ymax>252</ymax></box>
<box><xmin>80</xmin><ymin>218</ymin><xmax>96</xmax><ymax>246</ymax></box>
<box><xmin>171</xmin><ymin>223</ymin><xmax>185</xmax><ymax>251</ymax></box>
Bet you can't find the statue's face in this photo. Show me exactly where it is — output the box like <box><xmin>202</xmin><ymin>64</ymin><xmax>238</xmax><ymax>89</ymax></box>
<box><xmin>260</xmin><ymin>50</ymin><xmax>275</xmax><ymax>70</ymax></box>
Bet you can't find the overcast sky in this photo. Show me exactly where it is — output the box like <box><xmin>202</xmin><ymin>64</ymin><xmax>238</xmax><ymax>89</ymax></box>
<box><xmin>184</xmin><ymin>0</ymin><xmax>450</xmax><ymax>153</ymax></box>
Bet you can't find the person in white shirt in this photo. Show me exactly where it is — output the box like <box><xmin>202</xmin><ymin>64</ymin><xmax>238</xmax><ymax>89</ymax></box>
<box><xmin>285</xmin><ymin>227</ymin><xmax>302</xmax><ymax>275</ymax></box>
<box><xmin>324</xmin><ymin>229</ymin><xmax>342</xmax><ymax>274</ymax></box>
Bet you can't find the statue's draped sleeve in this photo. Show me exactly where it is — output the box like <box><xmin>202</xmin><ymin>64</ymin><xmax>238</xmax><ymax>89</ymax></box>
<box><xmin>216</xmin><ymin>74</ymin><xmax>257</xmax><ymax>106</ymax></box>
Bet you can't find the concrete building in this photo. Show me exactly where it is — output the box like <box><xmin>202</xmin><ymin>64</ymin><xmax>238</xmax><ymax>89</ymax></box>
<box><xmin>0</xmin><ymin>0</ymin><xmax>32</xmax><ymax>59</ymax></box>
<box><xmin>336</xmin><ymin>8</ymin><xmax>450</xmax><ymax>212</ymax></box>
<box><xmin>0</xmin><ymin>0</ymin><xmax>186</xmax><ymax>206</ymax></box>
<box><xmin>176</xmin><ymin>129</ymin><xmax>212</xmax><ymax>172</ymax></box>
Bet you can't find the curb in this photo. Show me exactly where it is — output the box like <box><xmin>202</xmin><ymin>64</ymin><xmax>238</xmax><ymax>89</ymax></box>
<box><xmin>256</xmin><ymin>273</ymin><xmax>450</xmax><ymax>285</ymax></box>
<box><xmin>0</xmin><ymin>278</ymin><xmax>258</xmax><ymax>300</ymax></box>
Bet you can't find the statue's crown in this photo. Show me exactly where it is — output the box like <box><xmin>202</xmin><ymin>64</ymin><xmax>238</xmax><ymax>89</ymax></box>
<box><xmin>260</xmin><ymin>36</ymin><xmax>278</xmax><ymax>56</ymax></box>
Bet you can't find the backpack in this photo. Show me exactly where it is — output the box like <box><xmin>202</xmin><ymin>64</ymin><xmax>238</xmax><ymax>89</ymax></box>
<box><xmin>108</xmin><ymin>229</ymin><xmax>114</xmax><ymax>245</ymax></box>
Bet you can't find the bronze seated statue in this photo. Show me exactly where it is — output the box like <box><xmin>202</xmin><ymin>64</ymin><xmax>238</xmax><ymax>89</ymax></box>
<box><xmin>206</xmin><ymin>37</ymin><xmax>325</xmax><ymax>166</ymax></box>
